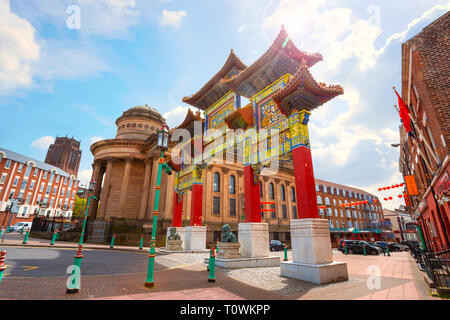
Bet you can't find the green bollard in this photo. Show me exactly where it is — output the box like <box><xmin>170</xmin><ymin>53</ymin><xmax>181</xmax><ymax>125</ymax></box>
<box><xmin>110</xmin><ymin>234</ymin><xmax>115</xmax><ymax>249</ymax></box>
<box><xmin>50</xmin><ymin>230</ymin><xmax>57</xmax><ymax>245</ymax></box>
<box><xmin>6</xmin><ymin>226</ymin><xmax>10</xmax><ymax>233</ymax></box>
<box><xmin>22</xmin><ymin>228</ymin><xmax>30</xmax><ymax>245</ymax></box>
<box><xmin>363</xmin><ymin>245</ymin><xmax>367</xmax><ymax>256</ymax></box>
<box><xmin>208</xmin><ymin>247</ymin><xmax>216</xmax><ymax>283</ymax></box>
<box><xmin>0</xmin><ymin>251</ymin><xmax>7</xmax><ymax>285</ymax></box>
<box><xmin>284</xmin><ymin>244</ymin><xmax>288</xmax><ymax>261</ymax></box>
<box><xmin>139</xmin><ymin>234</ymin><xmax>144</xmax><ymax>250</ymax></box>
<box><xmin>216</xmin><ymin>244</ymin><xmax>219</xmax><ymax>254</ymax></box>
<box><xmin>0</xmin><ymin>228</ymin><xmax>3</xmax><ymax>239</ymax></box>
<box><xmin>20</xmin><ymin>227</ymin><xmax>24</xmax><ymax>234</ymax></box>
<box><xmin>344</xmin><ymin>243</ymin><xmax>348</xmax><ymax>255</ymax></box>
<box><xmin>387</xmin><ymin>246</ymin><xmax>391</xmax><ymax>256</ymax></box>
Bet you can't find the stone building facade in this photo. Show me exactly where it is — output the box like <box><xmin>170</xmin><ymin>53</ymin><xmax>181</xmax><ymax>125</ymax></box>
<box><xmin>89</xmin><ymin>106</ymin><xmax>175</xmax><ymax>225</ymax></box>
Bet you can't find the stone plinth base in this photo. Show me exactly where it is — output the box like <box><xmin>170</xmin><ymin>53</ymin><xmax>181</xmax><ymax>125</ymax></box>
<box><xmin>204</xmin><ymin>256</ymin><xmax>280</xmax><ymax>269</ymax></box>
<box><xmin>217</xmin><ymin>242</ymin><xmax>241</xmax><ymax>259</ymax></box>
<box><xmin>280</xmin><ymin>261</ymin><xmax>349</xmax><ymax>284</ymax></box>
<box><xmin>166</xmin><ymin>227</ymin><xmax>186</xmax><ymax>249</ymax></box>
<box><xmin>184</xmin><ymin>226</ymin><xmax>206</xmax><ymax>251</ymax></box>
<box><xmin>166</xmin><ymin>239</ymin><xmax>183</xmax><ymax>251</ymax></box>
<box><xmin>282</xmin><ymin>218</ymin><xmax>348</xmax><ymax>284</ymax></box>
<box><xmin>238</xmin><ymin>223</ymin><xmax>269</xmax><ymax>258</ymax></box>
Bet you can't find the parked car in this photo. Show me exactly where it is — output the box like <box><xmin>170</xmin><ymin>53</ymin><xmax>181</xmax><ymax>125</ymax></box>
<box><xmin>387</xmin><ymin>242</ymin><xmax>408</xmax><ymax>252</ymax></box>
<box><xmin>338</xmin><ymin>240</ymin><xmax>382</xmax><ymax>255</ymax></box>
<box><xmin>269</xmin><ymin>240</ymin><xmax>285</xmax><ymax>251</ymax></box>
<box><xmin>9</xmin><ymin>222</ymin><xmax>32</xmax><ymax>233</ymax></box>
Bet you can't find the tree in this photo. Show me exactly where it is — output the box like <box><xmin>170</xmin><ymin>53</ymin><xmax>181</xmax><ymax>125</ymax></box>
<box><xmin>72</xmin><ymin>196</ymin><xmax>87</xmax><ymax>219</ymax></box>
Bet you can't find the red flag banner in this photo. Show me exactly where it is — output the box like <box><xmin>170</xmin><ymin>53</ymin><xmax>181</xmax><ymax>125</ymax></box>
<box><xmin>394</xmin><ymin>88</ymin><xmax>411</xmax><ymax>133</ymax></box>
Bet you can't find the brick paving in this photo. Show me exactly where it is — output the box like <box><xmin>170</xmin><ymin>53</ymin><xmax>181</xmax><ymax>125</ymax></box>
<box><xmin>0</xmin><ymin>248</ymin><xmax>444</xmax><ymax>300</ymax></box>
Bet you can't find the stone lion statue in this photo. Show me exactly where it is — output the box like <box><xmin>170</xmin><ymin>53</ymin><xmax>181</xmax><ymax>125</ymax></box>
<box><xmin>221</xmin><ymin>224</ymin><xmax>237</xmax><ymax>243</ymax></box>
<box><xmin>168</xmin><ymin>227</ymin><xmax>181</xmax><ymax>240</ymax></box>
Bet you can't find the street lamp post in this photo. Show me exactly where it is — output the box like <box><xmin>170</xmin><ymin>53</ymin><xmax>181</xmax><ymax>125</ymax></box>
<box><xmin>145</xmin><ymin>125</ymin><xmax>170</xmax><ymax>288</ymax></box>
<box><xmin>66</xmin><ymin>179</ymin><xmax>96</xmax><ymax>294</ymax></box>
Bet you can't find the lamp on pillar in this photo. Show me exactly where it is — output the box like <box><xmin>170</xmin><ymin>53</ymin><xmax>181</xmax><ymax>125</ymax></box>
<box><xmin>145</xmin><ymin>124</ymin><xmax>171</xmax><ymax>288</ymax></box>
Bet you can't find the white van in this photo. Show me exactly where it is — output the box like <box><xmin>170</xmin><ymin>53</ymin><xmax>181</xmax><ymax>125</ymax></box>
<box><xmin>9</xmin><ymin>222</ymin><xmax>32</xmax><ymax>233</ymax></box>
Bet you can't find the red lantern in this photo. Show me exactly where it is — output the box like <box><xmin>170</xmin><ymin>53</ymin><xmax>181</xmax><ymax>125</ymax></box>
<box><xmin>389</xmin><ymin>197</ymin><xmax>393</xmax><ymax>200</ymax></box>
<box><xmin>400</xmin><ymin>183</ymin><xmax>404</xmax><ymax>187</ymax></box>
<box><xmin>378</xmin><ymin>188</ymin><xmax>382</xmax><ymax>192</ymax></box>
<box><xmin>398</xmin><ymin>195</ymin><xmax>402</xmax><ymax>198</ymax></box>
<box><xmin>384</xmin><ymin>198</ymin><xmax>388</xmax><ymax>201</ymax></box>
<box><xmin>387</xmin><ymin>187</ymin><xmax>391</xmax><ymax>190</ymax></box>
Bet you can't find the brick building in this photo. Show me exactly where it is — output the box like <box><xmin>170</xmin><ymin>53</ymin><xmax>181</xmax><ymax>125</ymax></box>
<box><xmin>0</xmin><ymin>147</ymin><xmax>79</xmax><ymax>228</ymax></box>
<box><xmin>45</xmin><ymin>136</ymin><xmax>82</xmax><ymax>177</ymax></box>
<box><xmin>399</xmin><ymin>12</ymin><xmax>450</xmax><ymax>252</ymax></box>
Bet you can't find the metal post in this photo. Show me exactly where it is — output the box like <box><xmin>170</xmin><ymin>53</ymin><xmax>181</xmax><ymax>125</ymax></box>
<box><xmin>208</xmin><ymin>247</ymin><xmax>216</xmax><ymax>282</ymax></box>
<box><xmin>387</xmin><ymin>246</ymin><xmax>391</xmax><ymax>256</ymax></box>
<box><xmin>66</xmin><ymin>194</ymin><xmax>96</xmax><ymax>294</ymax></box>
<box><xmin>23</xmin><ymin>227</ymin><xmax>30</xmax><ymax>244</ymax></box>
<box><xmin>284</xmin><ymin>244</ymin><xmax>288</xmax><ymax>261</ymax></box>
<box><xmin>363</xmin><ymin>244</ymin><xmax>367</xmax><ymax>256</ymax></box>
<box><xmin>145</xmin><ymin>152</ymin><xmax>164</xmax><ymax>288</ymax></box>
<box><xmin>110</xmin><ymin>233</ymin><xmax>115</xmax><ymax>248</ymax></box>
<box><xmin>50</xmin><ymin>229</ymin><xmax>57</xmax><ymax>245</ymax></box>
<box><xmin>139</xmin><ymin>234</ymin><xmax>144</xmax><ymax>250</ymax></box>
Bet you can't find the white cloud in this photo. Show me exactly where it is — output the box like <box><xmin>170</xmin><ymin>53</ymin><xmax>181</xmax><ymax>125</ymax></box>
<box><xmin>75</xmin><ymin>0</ymin><xmax>140</xmax><ymax>38</ymax></box>
<box><xmin>90</xmin><ymin>136</ymin><xmax>103</xmax><ymax>144</ymax></box>
<box><xmin>77</xmin><ymin>169</ymin><xmax>93</xmax><ymax>186</ymax></box>
<box><xmin>237</xmin><ymin>23</ymin><xmax>249</xmax><ymax>33</ymax></box>
<box><xmin>31</xmin><ymin>136</ymin><xmax>55</xmax><ymax>150</ymax></box>
<box><xmin>163</xmin><ymin>106</ymin><xmax>201</xmax><ymax>129</ymax></box>
<box><xmin>159</xmin><ymin>9</ymin><xmax>187</xmax><ymax>28</ymax></box>
<box><xmin>263</xmin><ymin>0</ymin><xmax>382</xmax><ymax>73</ymax></box>
<box><xmin>375</xmin><ymin>3</ymin><xmax>450</xmax><ymax>58</ymax></box>
<box><xmin>36</xmin><ymin>40</ymin><xmax>109</xmax><ymax>82</ymax></box>
<box><xmin>0</xmin><ymin>0</ymin><xmax>40</xmax><ymax>93</ymax></box>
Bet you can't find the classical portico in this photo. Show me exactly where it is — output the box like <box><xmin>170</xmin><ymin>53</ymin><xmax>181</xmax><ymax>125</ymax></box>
<box><xmin>90</xmin><ymin>106</ymin><xmax>173</xmax><ymax>225</ymax></box>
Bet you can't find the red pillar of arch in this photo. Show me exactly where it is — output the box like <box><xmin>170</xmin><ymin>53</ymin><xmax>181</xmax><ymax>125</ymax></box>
<box><xmin>243</xmin><ymin>165</ymin><xmax>262</xmax><ymax>223</ymax></box>
<box><xmin>190</xmin><ymin>184</ymin><xmax>203</xmax><ymax>226</ymax></box>
<box><xmin>172</xmin><ymin>192</ymin><xmax>183</xmax><ymax>228</ymax></box>
<box><xmin>292</xmin><ymin>145</ymin><xmax>319</xmax><ymax>219</ymax></box>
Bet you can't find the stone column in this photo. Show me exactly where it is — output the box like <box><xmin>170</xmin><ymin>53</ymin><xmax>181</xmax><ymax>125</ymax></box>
<box><xmin>97</xmin><ymin>157</ymin><xmax>114</xmax><ymax>220</ymax></box>
<box><xmin>139</xmin><ymin>159</ymin><xmax>153</xmax><ymax>220</ymax></box>
<box><xmin>88</xmin><ymin>159</ymin><xmax>104</xmax><ymax>219</ymax></box>
<box><xmin>119</xmin><ymin>157</ymin><xmax>133</xmax><ymax>217</ymax></box>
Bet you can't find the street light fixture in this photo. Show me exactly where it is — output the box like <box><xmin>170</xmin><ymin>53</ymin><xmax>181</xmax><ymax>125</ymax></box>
<box><xmin>145</xmin><ymin>124</ymin><xmax>171</xmax><ymax>288</ymax></box>
<box><xmin>66</xmin><ymin>179</ymin><xmax>97</xmax><ymax>294</ymax></box>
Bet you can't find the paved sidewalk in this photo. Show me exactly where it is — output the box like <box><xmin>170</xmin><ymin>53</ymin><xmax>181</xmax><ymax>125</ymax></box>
<box><xmin>91</xmin><ymin>251</ymin><xmax>442</xmax><ymax>300</ymax></box>
<box><xmin>0</xmin><ymin>235</ymin><xmax>155</xmax><ymax>253</ymax></box>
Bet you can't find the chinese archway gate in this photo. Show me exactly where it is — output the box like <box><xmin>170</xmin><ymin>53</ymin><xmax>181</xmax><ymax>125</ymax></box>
<box><xmin>168</xmin><ymin>27</ymin><xmax>349</xmax><ymax>283</ymax></box>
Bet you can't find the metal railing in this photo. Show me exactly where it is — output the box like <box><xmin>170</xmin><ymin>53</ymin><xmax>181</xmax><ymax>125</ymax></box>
<box><xmin>407</xmin><ymin>242</ymin><xmax>450</xmax><ymax>292</ymax></box>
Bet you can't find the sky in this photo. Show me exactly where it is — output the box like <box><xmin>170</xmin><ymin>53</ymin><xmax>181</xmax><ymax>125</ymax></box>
<box><xmin>0</xmin><ymin>0</ymin><xmax>449</xmax><ymax>210</ymax></box>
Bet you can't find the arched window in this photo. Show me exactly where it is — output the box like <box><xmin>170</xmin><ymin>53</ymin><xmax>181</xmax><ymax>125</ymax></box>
<box><xmin>291</xmin><ymin>187</ymin><xmax>296</xmax><ymax>202</ymax></box>
<box><xmin>269</xmin><ymin>183</ymin><xmax>275</xmax><ymax>199</ymax></box>
<box><xmin>317</xmin><ymin>196</ymin><xmax>322</xmax><ymax>204</ymax></box>
<box><xmin>229</xmin><ymin>175</ymin><xmax>235</xmax><ymax>195</ymax></box>
<box><xmin>213</xmin><ymin>173</ymin><xmax>220</xmax><ymax>192</ymax></box>
<box><xmin>281</xmin><ymin>185</ymin><xmax>286</xmax><ymax>201</ymax></box>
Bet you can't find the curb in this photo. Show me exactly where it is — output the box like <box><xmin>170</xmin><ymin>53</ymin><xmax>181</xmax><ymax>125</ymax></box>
<box><xmin>0</xmin><ymin>243</ymin><xmax>159</xmax><ymax>254</ymax></box>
